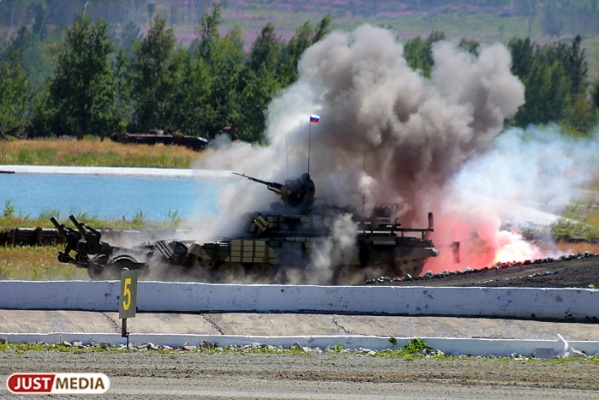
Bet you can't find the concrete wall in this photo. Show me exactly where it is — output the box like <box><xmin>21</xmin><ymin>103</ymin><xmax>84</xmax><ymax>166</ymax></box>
<box><xmin>1</xmin><ymin>281</ymin><xmax>597</xmax><ymax>321</ymax></box>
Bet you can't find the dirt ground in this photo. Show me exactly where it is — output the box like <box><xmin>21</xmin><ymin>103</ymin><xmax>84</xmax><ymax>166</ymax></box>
<box><xmin>372</xmin><ymin>253</ymin><xmax>599</xmax><ymax>288</ymax></box>
<box><xmin>1</xmin><ymin>351</ymin><xmax>599</xmax><ymax>399</ymax></box>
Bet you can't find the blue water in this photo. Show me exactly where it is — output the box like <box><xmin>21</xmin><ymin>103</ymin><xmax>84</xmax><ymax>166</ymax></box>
<box><xmin>0</xmin><ymin>173</ymin><xmax>225</xmax><ymax>222</ymax></box>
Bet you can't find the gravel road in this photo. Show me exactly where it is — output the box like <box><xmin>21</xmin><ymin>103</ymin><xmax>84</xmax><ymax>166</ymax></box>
<box><xmin>2</xmin><ymin>350</ymin><xmax>598</xmax><ymax>399</ymax></box>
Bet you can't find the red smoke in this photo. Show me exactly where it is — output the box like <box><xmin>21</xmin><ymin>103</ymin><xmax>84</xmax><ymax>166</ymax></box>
<box><xmin>424</xmin><ymin>194</ymin><xmax>547</xmax><ymax>274</ymax></box>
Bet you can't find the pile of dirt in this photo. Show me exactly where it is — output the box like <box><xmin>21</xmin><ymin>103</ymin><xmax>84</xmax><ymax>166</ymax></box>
<box><xmin>368</xmin><ymin>253</ymin><xmax>599</xmax><ymax>288</ymax></box>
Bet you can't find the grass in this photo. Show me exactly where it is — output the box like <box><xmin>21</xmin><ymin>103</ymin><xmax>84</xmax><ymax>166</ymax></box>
<box><xmin>1</xmin><ymin>199</ymin><xmax>182</xmax><ymax>230</ymax></box>
<box><xmin>0</xmin><ymin>136</ymin><xmax>201</xmax><ymax>168</ymax></box>
<box><xmin>0</xmin><ymin>244</ymin><xmax>88</xmax><ymax>280</ymax></box>
<box><xmin>2</xmin><ymin>340</ymin><xmax>598</xmax><ymax>364</ymax></box>
<box><xmin>374</xmin><ymin>338</ymin><xmax>438</xmax><ymax>360</ymax></box>
<box><xmin>552</xmin><ymin>199</ymin><xmax>599</xmax><ymax>239</ymax></box>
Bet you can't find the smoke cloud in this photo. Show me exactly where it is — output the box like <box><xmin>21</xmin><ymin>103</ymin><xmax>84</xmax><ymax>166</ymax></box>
<box><xmin>425</xmin><ymin>125</ymin><xmax>599</xmax><ymax>273</ymax></box>
<box><xmin>197</xmin><ymin>24</ymin><xmax>524</xmax><ymax>221</ymax></box>
<box><xmin>195</xmin><ymin>24</ymin><xmax>584</xmax><ymax>279</ymax></box>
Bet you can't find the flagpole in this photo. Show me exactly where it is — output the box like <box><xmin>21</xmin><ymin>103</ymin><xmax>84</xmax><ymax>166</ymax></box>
<box><xmin>307</xmin><ymin>114</ymin><xmax>319</xmax><ymax>174</ymax></box>
<box><xmin>307</xmin><ymin>122</ymin><xmax>311</xmax><ymax>174</ymax></box>
<box><xmin>363</xmin><ymin>129</ymin><xmax>366</xmax><ymax>212</ymax></box>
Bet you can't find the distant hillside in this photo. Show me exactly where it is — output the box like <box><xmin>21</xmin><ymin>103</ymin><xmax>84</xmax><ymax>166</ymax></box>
<box><xmin>139</xmin><ymin>0</ymin><xmax>598</xmax><ymax>79</ymax></box>
<box><xmin>1</xmin><ymin>0</ymin><xmax>598</xmax><ymax>77</ymax></box>
<box><xmin>2</xmin><ymin>1</ymin><xmax>597</xmax><ymax>42</ymax></box>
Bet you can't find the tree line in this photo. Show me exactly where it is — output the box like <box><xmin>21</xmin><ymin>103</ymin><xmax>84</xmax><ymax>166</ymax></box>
<box><xmin>1</xmin><ymin>4</ymin><xmax>332</xmax><ymax>142</ymax></box>
<box><xmin>405</xmin><ymin>30</ymin><xmax>599</xmax><ymax>135</ymax></box>
<box><xmin>0</xmin><ymin>4</ymin><xmax>598</xmax><ymax>144</ymax></box>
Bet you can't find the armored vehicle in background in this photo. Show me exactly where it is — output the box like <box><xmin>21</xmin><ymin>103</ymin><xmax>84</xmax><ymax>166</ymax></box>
<box><xmin>52</xmin><ymin>173</ymin><xmax>439</xmax><ymax>284</ymax></box>
<box><xmin>110</xmin><ymin>130</ymin><xmax>209</xmax><ymax>151</ymax></box>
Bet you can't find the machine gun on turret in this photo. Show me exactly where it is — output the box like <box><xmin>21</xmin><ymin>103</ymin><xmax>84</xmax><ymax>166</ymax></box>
<box><xmin>233</xmin><ymin>172</ymin><xmax>315</xmax><ymax>209</ymax></box>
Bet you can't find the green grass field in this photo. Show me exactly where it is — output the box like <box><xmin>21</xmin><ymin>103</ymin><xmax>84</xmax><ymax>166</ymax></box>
<box><xmin>0</xmin><ymin>136</ymin><xmax>200</xmax><ymax>168</ymax></box>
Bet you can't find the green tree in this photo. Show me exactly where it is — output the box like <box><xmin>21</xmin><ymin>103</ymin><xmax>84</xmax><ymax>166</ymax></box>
<box><xmin>195</xmin><ymin>2</ymin><xmax>222</xmax><ymax>63</ymax></box>
<box><xmin>47</xmin><ymin>13</ymin><xmax>120</xmax><ymax>138</ymax></box>
<box><xmin>457</xmin><ymin>38</ymin><xmax>479</xmax><ymax>55</ymax></box>
<box><xmin>513</xmin><ymin>60</ymin><xmax>570</xmax><ymax>127</ymax></box>
<box><xmin>0</xmin><ymin>53</ymin><xmax>27</xmax><ymax>136</ymax></box>
<box><xmin>192</xmin><ymin>4</ymin><xmax>245</xmax><ymax>138</ymax></box>
<box><xmin>201</xmin><ymin>28</ymin><xmax>245</xmax><ymax>138</ymax></box>
<box><xmin>592</xmin><ymin>80</ymin><xmax>599</xmax><ymax>110</ymax></box>
<box><xmin>563</xmin><ymin>94</ymin><xmax>597</xmax><ymax>135</ymax></box>
<box><xmin>169</xmin><ymin>50</ymin><xmax>211</xmax><ymax>135</ymax></box>
<box><xmin>248</xmin><ymin>22</ymin><xmax>281</xmax><ymax>74</ymax></box>
<box><xmin>113</xmin><ymin>47</ymin><xmax>135</xmax><ymax>131</ymax></box>
<box><xmin>130</xmin><ymin>15</ymin><xmax>178</xmax><ymax>132</ymax></box>
<box><xmin>31</xmin><ymin>1</ymin><xmax>48</xmax><ymax>39</ymax></box>
<box><xmin>236</xmin><ymin>68</ymin><xmax>281</xmax><ymax>143</ymax></box>
<box><xmin>508</xmin><ymin>35</ymin><xmax>596</xmax><ymax>133</ymax></box>
<box><xmin>560</xmin><ymin>35</ymin><xmax>587</xmax><ymax>99</ymax></box>
<box><xmin>280</xmin><ymin>15</ymin><xmax>332</xmax><ymax>86</ymax></box>
<box><xmin>117</xmin><ymin>21</ymin><xmax>141</xmax><ymax>59</ymax></box>
<box><xmin>27</xmin><ymin>86</ymin><xmax>53</xmax><ymax>138</ymax></box>
<box><xmin>404</xmin><ymin>31</ymin><xmax>445</xmax><ymax>78</ymax></box>
<box><xmin>281</xmin><ymin>21</ymin><xmax>313</xmax><ymax>86</ymax></box>
<box><xmin>2</xmin><ymin>12</ymin><xmax>63</xmax><ymax>88</ymax></box>
<box><xmin>508</xmin><ymin>37</ymin><xmax>534</xmax><ymax>78</ymax></box>
<box><xmin>313</xmin><ymin>14</ymin><xmax>332</xmax><ymax>43</ymax></box>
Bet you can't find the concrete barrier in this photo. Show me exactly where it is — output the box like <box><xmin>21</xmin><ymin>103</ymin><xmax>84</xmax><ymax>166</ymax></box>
<box><xmin>0</xmin><ymin>332</ymin><xmax>597</xmax><ymax>357</ymax></box>
<box><xmin>0</xmin><ymin>281</ymin><xmax>597</xmax><ymax>321</ymax></box>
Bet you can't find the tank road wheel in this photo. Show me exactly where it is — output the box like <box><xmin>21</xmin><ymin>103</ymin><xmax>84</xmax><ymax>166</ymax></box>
<box><xmin>86</xmin><ymin>265</ymin><xmax>122</xmax><ymax>281</ymax></box>
<box><xmin>87</xmin><ymin>255</ymin><xmax>144</xmax><ymax>281</ymax></box>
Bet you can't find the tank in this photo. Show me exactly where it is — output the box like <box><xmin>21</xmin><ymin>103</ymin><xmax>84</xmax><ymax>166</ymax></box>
<box><xmin>52</xmin><ymin>173</ymin><xmax>439</xmax><ymax>284</ymax></box>
<box><xmin>110</xmin><ymin>130</ymin><xmax>209</xmax><ymax>151</ymax></box>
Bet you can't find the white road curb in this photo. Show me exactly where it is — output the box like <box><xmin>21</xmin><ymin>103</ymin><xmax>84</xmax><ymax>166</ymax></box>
<box><xmin>0</xmin><ymin>281</ymin><xmax>597</xmax><ymax>320</ymax></box>
<box><xmin>1</xmin><ymin>332</ymin><xmax>597</xmax><ymax>358</ymax></box>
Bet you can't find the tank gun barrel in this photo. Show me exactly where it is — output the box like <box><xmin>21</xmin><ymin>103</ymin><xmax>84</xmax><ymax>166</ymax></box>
<box><xmin>233</xmin><ymin>171</ymin><xmax>315</xmax><ymax>209</ymax></box>
<box><xmin>232</xmin><ymin>171</ymin><xmax>284</xmax><ymax>194</ymax></box>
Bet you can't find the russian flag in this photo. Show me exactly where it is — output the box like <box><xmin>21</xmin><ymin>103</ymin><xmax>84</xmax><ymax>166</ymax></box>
<box><xmin>309</xmin><ymin>114</ymin><xmax>320</xmax><ymax>123</ymax></box>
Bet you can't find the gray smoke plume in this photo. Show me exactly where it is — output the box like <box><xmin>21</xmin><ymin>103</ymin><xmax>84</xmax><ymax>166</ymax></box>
<box><xmin>195</xmin><ymin>24</ymin><xmax>524</xmax><ymax>231</ymax></box>
<box><xmin>293</xmin><ymin>28</ymin><xmax>524</xmax><ymax>222</ymax></box>
<box><xmin>304</xmin><ymin>213</ymin><xmax>358</xmax><ymax>284</ymax></box>
<box><xmin>192</xmin><ymin>25</ymin><xmax>529</xmax><ymax>280</ymax></box>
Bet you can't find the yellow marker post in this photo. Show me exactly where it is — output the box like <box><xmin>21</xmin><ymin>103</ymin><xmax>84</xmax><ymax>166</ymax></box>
<box><xmin>119</xmin><ymin>268</ymin><xmax>138</xmax><ymax>347</ymax></box>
